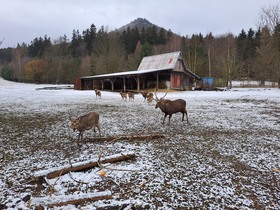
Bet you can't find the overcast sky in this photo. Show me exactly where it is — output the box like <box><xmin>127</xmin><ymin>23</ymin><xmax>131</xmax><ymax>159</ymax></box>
<box><xmin>0</xmin><ymin>0</ymin><xmax>279</xmax><ymax>48</ymax></box>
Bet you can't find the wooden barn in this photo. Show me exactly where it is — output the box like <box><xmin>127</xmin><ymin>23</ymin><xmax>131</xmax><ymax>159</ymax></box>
<box><xmin>77</xmin><ymin>51</ymin><xmax>201</xmax><ymax>91</ymax></box>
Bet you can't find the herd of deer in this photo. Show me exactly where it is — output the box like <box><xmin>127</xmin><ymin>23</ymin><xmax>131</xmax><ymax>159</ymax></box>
<box><xmin>70</xmin><ymin>89</ymin><xmax>189</xmax><ymax>141</ymax></box>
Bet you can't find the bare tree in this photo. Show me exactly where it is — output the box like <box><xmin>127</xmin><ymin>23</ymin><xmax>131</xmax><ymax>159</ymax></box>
<box><xmin>215</xmin><ymin>34</ymin><xmax>239</xmax><ymax>88</ymax></box>
<box><xmin>0</xmin><ymin>38</ymin><xmax>3</xmax><ymax>47</ymax></box>
<box><xmin>255</xmin><ymin>27</ymin><xmax>277</xmax><ymax>86</ymax></box>
<box><xmin>204</xmin><ymin>33</ymin><xmax>214</xmax><ymax>77</ymax></box>
<box><xmin>183</xmin><ymin>34</ymin><xmax>205</xmax><ymax>75</ymax></box>
<box><xmin>52</xmin><ymin>36</ymin><xmax>69</xmax><ymax>84</ymax></box>
<box><xmin>255</xmin><ymin>4</ymin><xmax>280</xmax><ymax>86</ymax></box>
<box><xmin>94</xmin><ymin>27</ymin><xmax>126</xmax><ymax>75</ymax></box>
<box><xmin>11</xmin><ymin>44</ymin><xmax>29</xmax><ymax>82</ymax></box>
<box><xmin>273</xmin><ymin>24</ymin><xmax>280</xmax><ymax>87</ymax></box>
<box><xmin>257</xmin><ymin>4</ymin><xmax>280</xmax><ymax>33</ymax></box>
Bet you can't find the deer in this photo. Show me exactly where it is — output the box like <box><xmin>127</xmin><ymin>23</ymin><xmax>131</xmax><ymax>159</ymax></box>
<box><xmin>146</xmin><ymin>92</ymin><xmax>154</xmax><ymax>105</ymax></box>
<box><xmin>155</xmin><ymin>92</ymin><xmax>189</xmax><ymax>125</ymax></box>
<box><xmin>128</xmin><ymin>92</ymin><xmax>135</xmax><ymax>101</ymax></box>
<box><xmin>70</xmin><ymin>111</ymin><xmax>101</xmax><ymax>141</ymax></box>
<box><xmin>141</xmin><ymin>91</ymin><xmax>149</xmax><ymax>101</ymax></box>
<box><xmin>94</xmin><ymin>89</ymin><xmax>101</xmax><ymax>99</ymax></box>
<box><xmin>120</xmin><ymin>91</ymin><xmax>128</xmax><ymax>101</ymax></box>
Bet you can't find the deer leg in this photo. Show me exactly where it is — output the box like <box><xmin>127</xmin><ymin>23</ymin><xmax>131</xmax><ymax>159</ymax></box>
<box><xmin>78</xmin><ymin>132</ymin><xmax>82</xmax><ymax>141</ymax></box>
<box><xmin>168</xmin><ymin>114</ymin><xmax>172</xmax><ymax>124</ymax></box>
<box><xmin>80</xmin><ymin>133</ymin><xmax>83</xmax><ymax>142</ymax></box>
<box><xmin>185</xmin><ymin>111</ymin><xmax>189</xmax><ymax>123</ymax></box>
<box><xmin>163</xmin><ymin>114</ymin><xmax>168</xmax><ymax>124</ymax></box>
<box><xmin>97</xmin><ymin>125</ymin><xmax>101</xmax><ymax>137</ymax></box>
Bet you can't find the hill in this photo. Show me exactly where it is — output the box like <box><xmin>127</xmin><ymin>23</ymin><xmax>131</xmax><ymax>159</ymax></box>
<box><xmin>117</xmin><ymin>17</ymin><xmax>163</xmax><ymax>32</ymax></box>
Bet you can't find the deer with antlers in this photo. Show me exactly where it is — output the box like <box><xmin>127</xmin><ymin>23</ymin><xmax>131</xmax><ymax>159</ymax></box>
<box><xmin>155</xmin><ymin>92</ymin><xmax>189</xmax><ymax>124</ymax></box>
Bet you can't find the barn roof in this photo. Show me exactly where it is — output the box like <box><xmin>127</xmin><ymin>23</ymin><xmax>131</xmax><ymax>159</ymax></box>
<box><xmin>81</xmin><ymin>51</ymin><xmax>200</xmax><ymax>80</ymax></box>
<box><xmin>81</xmin><ymin>68</ymin><xmax>170</xmax><ymax>79</ymax></box>
<box><xmin>138</xmin><ymin>51</ymin><xmax>181</xmax><ymax>71</ymax></box>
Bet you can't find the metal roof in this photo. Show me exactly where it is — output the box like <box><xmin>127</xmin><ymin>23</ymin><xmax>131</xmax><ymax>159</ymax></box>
<box><xmin>81</xmin><ymin>51</ymin><xmax>200</xmax><ymax>80</ymax></box>
<box><xmin>81</xmin><ymin>68</ymin><xmax>171</xmax><ymax>79</ymax></box>
<box><xmin>138</xmin><ymin>51</ymin><xmax>181</xmax><ymax>71</ymax></box>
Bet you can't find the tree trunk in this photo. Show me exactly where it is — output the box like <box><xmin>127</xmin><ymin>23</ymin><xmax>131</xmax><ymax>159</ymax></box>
<box><xmin>31</xmin><ymin>191</ymin><xmax>112</xmax><ymax>208</ymax></box>
<box><xmin>34</xmin><ymin>152</ymin><xmax>136</xmax><ymax>179</ymax></box>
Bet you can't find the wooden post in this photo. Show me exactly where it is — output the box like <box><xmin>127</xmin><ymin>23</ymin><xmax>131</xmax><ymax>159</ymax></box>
<box><xmin>109</xmin><ymin>78</ymin><xmax>116</xmax><ymax>91</ymax></box>
<box><xmin>123</xmin><ymin>77</ymin><xmax>126</xmax><ymax>91</ymax></box>
<box><xmin>156</xmin><ymin>72</ymin><xmax>159</xmax><ymax>91</ymax></box>
<box><xmin>137</xmin><ymin>76</ymin><xmax>140</xmax><ymax>91</ymax></box>
<box><xmin>132</xmin><ymin>76</ymin><xmax>140</xmax><ymax>92</ymax></box>
<box><xmin>100</xmin><ymin>79</ymin><xmax>104</xmax><ymax>90</ymax></box>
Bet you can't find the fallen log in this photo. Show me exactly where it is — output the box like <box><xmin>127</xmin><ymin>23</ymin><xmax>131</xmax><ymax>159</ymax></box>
<box><xmin>84</xmin><ymin>133</ymin><xmax>165</xmax><ymax>142</ymax></box>
<box><xmin>31</xmin><ymin>191</ymin><xmax>112</xmax><ymax>208</ymax></box>
<box><xmin>34</xmin><ymin>152</ymin><xmax>136</xmax><ymax>179</ymax></box>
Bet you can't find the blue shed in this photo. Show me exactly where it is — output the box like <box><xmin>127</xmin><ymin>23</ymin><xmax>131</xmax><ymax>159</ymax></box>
<box><xmin>202</xmin><ymin>77</ymin><xmax>214</xmax><ymax>90</ymax></box>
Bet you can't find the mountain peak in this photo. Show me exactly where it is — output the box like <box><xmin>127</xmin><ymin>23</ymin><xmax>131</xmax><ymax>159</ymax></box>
<box><xmin>117</xmin><ymin>17</ymin><xmax>159</xmax><ymax>32</ymax></box>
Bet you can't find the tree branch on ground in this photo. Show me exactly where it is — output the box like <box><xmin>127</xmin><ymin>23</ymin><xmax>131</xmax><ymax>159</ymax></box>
<box><xmin>34</xmin><ymin>152</ymin><xmax>136</xmax><ymax>179</ymax></box>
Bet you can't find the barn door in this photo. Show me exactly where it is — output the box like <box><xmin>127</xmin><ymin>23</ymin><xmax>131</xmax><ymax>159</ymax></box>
<box><xmin>170</xmin><ymin>72</ymin><xmax>181</xmax><ymax>89</ymax></box>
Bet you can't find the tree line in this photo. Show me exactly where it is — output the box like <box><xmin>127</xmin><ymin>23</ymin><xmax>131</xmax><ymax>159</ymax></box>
<box><xmin>0</xmin><ymin>4</ymin><xmax>279</xmax><ymax>87</ymax></box>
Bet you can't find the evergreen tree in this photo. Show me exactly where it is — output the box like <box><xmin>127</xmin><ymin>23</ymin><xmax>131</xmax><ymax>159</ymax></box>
<box><xmin>130</xmin><ymin>27</ymin><xmax>141</xmax><ymax>53</ymax></box>
<box><xmin>90</xmin><ymin>59</ymin><xmax>96</xmax><ymax>75</ymax></box>
<box><xmin>1</xmin><ymin>65</ymin><xmax>14</xmax><ymax>80</ymax></box>
<box><xmin>121</xmin><ymin>27</ymin><xmax>141</xmax><ymax>54</ymax></box>
<box><xmin>140</xmin><ymin>27</ymin><xmax>146</xmax><ymax>44</ymax></box>
<box><xmin>246</xmin><ymin>28</ymin><xmax>257</xmax><ymax>79</ymax></box>
<box><xmin>0</xmin><ymin>47</ymin><xmax>12</xmax><ymax>63</ymax></box>
<box><xmin>83</xmin><ymin>24</ymin><xmax>97</xmax><ymax>55</ymax></box>
<box><xmin>28</xmin><ymin>35</ymin><xmax>51</xmax><ymax>57</ymax></box>
<box><xmin>237</xmin><ymin>29</ymin><xmax>248</xmax><ymax>79</ymax></box>
<box><xmin>146</xmin><ymin>26</ymin><xmax>158</xmax><ymax>45</ymax></box>
<box><xmin>140</xmin><ymin>42</ymin><xmax>153</xmax><ymax>58</ymax></box>
<box><xmin>70</xmin><ymin>30</ymin><xmax>85</xmax><ymax>57</ymax></box>
<box><xmin>158</xmin><ymin>28</ymin><xmax>167</xmax><ymax>45</ymax></box>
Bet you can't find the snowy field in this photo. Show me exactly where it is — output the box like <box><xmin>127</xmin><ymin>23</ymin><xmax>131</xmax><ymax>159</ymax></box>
<box><xmin>0</xmin><ymin>77</ymin><xmax>280</xmax><ymax>209</ymax></box>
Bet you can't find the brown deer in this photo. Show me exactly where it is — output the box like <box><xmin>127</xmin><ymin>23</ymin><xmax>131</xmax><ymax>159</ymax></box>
<box><xmin>70</xmin><ymin>112</ymin><xmax>101</xmax><ymax>141</ymax></box>
<box><xmin>146</xmin><ymin>92</ymin><xmax>154</xmax><ymax>105</ymax></box>
<box><xmin>155</xmin><ymin>93</ymin><xmax>188</xmax><ymax>124</ymax></box>
<box><xmin>128</xmin><ymin>92</ymin><xmax>135</xmax><ymax>101</ymax></box>
<box><xmin>120</xmin><ymin>91</ymin><xmax>128</xmax><ymax>101</ymax></box>
<box><xmin>94</xmin><ymin>89</ymin><xmax>101</xmax><ymax>99</ymax></box>
<box><xmin>141</xmin><ymin>91</ymin><xmax>149</xmax><ymax>101</ymax></box>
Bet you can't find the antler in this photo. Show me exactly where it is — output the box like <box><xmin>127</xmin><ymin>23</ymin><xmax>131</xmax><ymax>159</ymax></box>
<box><xmin>154</xmin><ymin>88</ymin><xmax>159</xmax><ymax>101</ymax></box>
<box><xmin>161</xmin><ymin>92</ymin><xmax>168</xmax><ymax>100</ymax></box>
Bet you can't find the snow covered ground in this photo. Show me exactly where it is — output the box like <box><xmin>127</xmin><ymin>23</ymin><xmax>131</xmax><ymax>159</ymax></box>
<box><xmin>0</xmin><ymin>77</ymin><xmax>280</xmax><ymax>209</ymax></box>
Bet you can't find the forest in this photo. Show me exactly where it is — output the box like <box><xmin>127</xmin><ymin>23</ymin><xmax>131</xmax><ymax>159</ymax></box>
<box><xmin>0</xmin><ymin>5</ymin><xmax>279</xmax><ymax>87</ymax></box>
